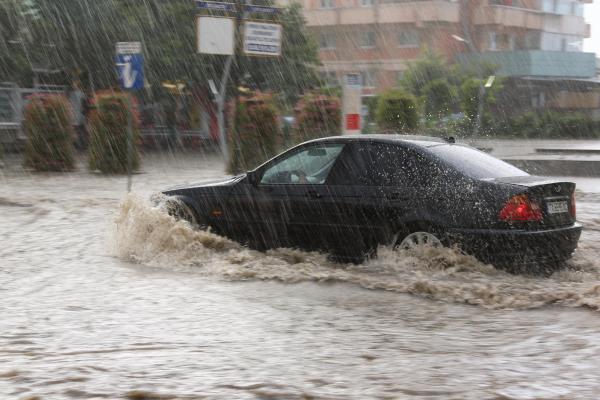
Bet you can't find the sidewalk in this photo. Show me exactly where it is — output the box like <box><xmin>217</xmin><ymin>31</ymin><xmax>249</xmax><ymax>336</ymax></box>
<box><xmin>465</xmin><ymin>139</ymin><xmax>600</xmax><ymax>177</ymax></box>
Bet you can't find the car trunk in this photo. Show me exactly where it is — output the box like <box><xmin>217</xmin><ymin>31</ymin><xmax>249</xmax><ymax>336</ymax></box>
<box><xmin>490</xmin><ymin>176</ymin><xmax>576</xmax><ymax>228</ymax></box>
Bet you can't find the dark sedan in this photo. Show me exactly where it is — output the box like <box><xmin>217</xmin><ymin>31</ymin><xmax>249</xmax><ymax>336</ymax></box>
<box><xmin>162</xmin><ymin>135</ymin><xmax>582</xmax><ymax>273</ymax></box>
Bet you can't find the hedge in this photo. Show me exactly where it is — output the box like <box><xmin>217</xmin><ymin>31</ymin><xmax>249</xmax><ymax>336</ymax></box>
<box><xmin>23</xmin><ymin>94</ymin><xmax>75</xmax><ymax>171</ymax></box>
<box><xmin>375</xmin><ymin>89</ymin><xmax>418</xmax><ymax>133</ymax></box>
<box><xmin>88</xmin><ymin>92</ymin><xmax>140</xmax><ymax>173</ymax></box>
<box><xmin>293</xmin><ymin>92</ymin><xmax>341</xmax><ymax>143</ymax></box>
<box><xmin>228</xmin><ymin>92</ymin><xmax>280</xmax><ymax>173</ymax></box>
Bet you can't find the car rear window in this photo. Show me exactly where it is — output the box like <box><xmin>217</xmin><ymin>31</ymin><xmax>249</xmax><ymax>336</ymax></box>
<box><xmin>428</xmin><ymin>144</ymin><xmax>529</xmax><ymax>179</ymax></box>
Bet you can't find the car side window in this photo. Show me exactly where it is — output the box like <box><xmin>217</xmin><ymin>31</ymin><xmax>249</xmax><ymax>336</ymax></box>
<box><xmin>334</xmin><ymin>143</ymin><xmax>437</xmax><ymax>187</ymax></box>
<box><xmin>260</xmin><ymin>143</ymin><xmax>345</xmax><ymax>185</ymax></box>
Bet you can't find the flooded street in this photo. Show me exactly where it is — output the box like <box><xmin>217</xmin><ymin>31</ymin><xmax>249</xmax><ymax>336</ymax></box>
<box><xmin>2</xmin><ymin>153</ymin><xmax>600</xmax><ymax>399</ymax></box>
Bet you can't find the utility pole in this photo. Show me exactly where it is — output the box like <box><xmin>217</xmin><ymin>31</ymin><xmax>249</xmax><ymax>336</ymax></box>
<box><xmin>458</xmin><ymin>0</ymin><xmax>486</xmax><ymax>137</ymax></box>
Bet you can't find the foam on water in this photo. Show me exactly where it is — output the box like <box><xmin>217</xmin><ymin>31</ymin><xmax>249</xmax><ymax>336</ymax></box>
<box><xmin>113</xmin><ymin>194</ymin><xmax>600</xmax><ymax>310</ymax></box>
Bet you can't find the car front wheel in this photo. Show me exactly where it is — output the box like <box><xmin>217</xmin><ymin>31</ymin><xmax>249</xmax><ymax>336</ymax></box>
<box><xmin>165</xmin><ymin>199</ymin><xmax>198</xmax><ymax>227</ymax></box>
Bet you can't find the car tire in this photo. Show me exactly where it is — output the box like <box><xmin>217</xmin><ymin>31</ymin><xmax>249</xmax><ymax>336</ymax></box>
<box><xmin>394</xmin><ymin>230</ymin><xmax>443</xmax><ymax>251</ymax></box>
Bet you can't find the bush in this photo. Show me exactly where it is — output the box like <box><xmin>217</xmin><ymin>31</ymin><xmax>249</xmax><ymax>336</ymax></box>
<box><xmin>23</xmin><ymin>94</ymin><xmax>75</xmax><ymax>171</ymax></box>
<box><xmin>489</xmin><ymin>112</ymin><xmax>600</xmax><ymax>139</ymax></box>
<box><xmin>375</xmin><ymin>89</ymin><xmax>418</xmax><ymax>133</ymax></box>
<box><xmin>88</xmin><ymin>92</ymin><xmax>140</xmax><ymax>174</ymax></box>
<box><xmin>422</xmin><ymin>78</ymin><xmax>455</xmax><ymax>120</ymax></box>
<box><xmin>229</xmin><ymin>92</ymin><xmax>280</xmax><ymax>173</ymax></box>
<box><xmin>293</xmin><ymin>92</ymin><xmax>341</xmax><ymax>143</ymax></box>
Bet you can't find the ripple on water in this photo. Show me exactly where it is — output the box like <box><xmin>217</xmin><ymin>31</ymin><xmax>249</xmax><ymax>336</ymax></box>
<box><xmin>111</xmin><ymin>194</ymin><xmax>600</xmax><ymax>311</ymax></box>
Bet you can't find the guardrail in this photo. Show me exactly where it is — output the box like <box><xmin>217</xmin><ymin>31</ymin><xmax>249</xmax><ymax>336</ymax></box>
<box><xmin>140</xmin><ymin>126</ymin><xmax>215</xmax><ymax>149</ymax></box>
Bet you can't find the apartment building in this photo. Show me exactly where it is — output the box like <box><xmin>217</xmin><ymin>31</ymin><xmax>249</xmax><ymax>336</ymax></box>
<box><xmin>301</xmin><ymin>0</ymin><xmax>598</xmax><ymax>112</ymax></box>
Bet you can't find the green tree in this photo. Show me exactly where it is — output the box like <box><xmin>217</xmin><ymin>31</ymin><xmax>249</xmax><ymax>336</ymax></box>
<box><xmin>400</xmin><ymin>48</ymin><xmax>449</xmax><ymax>97</ymax></box>
<box><xmin>421</xmin><ymin>78</ymin><xmax>455</xmax><ymax>119</ymax></box>
<box><xmin>375</xmin><ymin>89</ymin><xmax>418</xmax><ymax>132</ymax></box>
<box><xmin>243</xmin><ymin>3</ymin><xmax>320</xmax><ymax>106</ymax></box>
<box><xmin>0</xmin><ymin>0</ymin><xmax>36</xmax><ymax>84</ymax></box>
<box><xmin>459</xmin><ymin>77</ymin><xmax>502</xmax><ymax>124</ymax></box>
<box><xmin>22</xmin><ymin>0</ymin><xmax>319</xmax><ymax>98</ymax></box>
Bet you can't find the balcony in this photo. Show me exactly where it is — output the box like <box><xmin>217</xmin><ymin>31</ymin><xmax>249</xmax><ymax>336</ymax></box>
<box><xmin>304</xmin><ymin>0</ymin><xmax>459</xmax><ymax>27</ymax></box>
<box><xmin>455</xmin><ymin>50</ymin><xmax>597</xmax><ymax>78</ymax></box>
<box><xmin>474</xmin><ymin>5</ymin><xmax>590</xmax><ymax>37</ymax></box>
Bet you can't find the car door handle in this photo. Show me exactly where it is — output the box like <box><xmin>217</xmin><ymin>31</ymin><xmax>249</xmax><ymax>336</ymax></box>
<box><xmin>306</xmin><ymin>190</ymin><xmax>322</xmax><ymax>199</ymax></box>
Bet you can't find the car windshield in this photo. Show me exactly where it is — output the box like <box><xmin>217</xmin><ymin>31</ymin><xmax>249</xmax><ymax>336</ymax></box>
<box><xmin>428</xmin><ymin>144</ymin><xmax>529</xmax><ymax>179</ymax></box>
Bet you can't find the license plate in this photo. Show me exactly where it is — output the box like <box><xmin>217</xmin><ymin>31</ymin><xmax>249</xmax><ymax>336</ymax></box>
<box><xmin>547</xmin><ymin>200</ymin><xmax>568</xmax><ymax>214</ymax></box>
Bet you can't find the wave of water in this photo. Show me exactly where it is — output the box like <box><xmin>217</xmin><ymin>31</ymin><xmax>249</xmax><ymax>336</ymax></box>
<box><xmin>112</xmin><ymin>194</ymin><xmax>600</xmax><ymax>311</ymax></box>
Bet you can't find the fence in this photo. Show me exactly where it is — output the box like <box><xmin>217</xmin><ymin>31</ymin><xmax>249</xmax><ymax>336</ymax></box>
<box><xmin>0</xmin><ymin>83</ymin><xmax>67</xmax><ymax>149</ymax></box>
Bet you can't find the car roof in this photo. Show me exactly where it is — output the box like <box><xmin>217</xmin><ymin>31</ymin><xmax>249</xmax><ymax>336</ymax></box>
<box><xmin>308</xmin><ymin>134</ymin><xmax>448</xmax><ymax>148</ymax></box>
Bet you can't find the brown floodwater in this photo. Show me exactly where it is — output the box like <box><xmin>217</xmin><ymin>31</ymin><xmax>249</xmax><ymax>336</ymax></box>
<box><xmin>1</xmin><ymin>153</ymin><xmax>600</xmax><ymax>399</ymax></box>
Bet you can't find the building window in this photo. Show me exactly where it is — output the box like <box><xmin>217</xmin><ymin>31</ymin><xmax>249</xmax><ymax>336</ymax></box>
<box><xmin>397</xmin><ymin>30</ymin><xmax>419</xmax><ymax>48</ymax></box>
<box><xmin>361</xmin><ymin>0</ymin><xmax>374</xmax><ymax>6</ymax></box>
<box><xmin>524</xmin><ymin>31</ymin><xmax>540</xmax><ymax>50</ymax></box>
<box><xmin>360</xmin><ymin>70</ymin><xmax>377</xmax><ymax>88</ymax></box>
<box><xmin>488</xmin><ymin>31</ymin><xmax>497</xmax><ymax>51</ymax></box>
<box><xmin>319</xmin><ymin>0</ymin><xmax>335</xmax><ymax>9</ymax></box>
<box><xmin>319</xmin><ymin>34</ymin><xmax>336</xmax><ymax>50</ymax></box>
<box><xmin>359</xmin><ymin>31</ymin><xmax>377</xmax><ymax>48</ymax></box>
<box><xmin>508</xmin><ymin>33</ymin><xmax>515</xmax><ymax>50</ymax></box>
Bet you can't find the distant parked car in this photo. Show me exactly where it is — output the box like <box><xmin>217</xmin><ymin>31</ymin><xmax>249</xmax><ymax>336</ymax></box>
<box><xmin>161</xmin><ymin>135</ymin><xmax>581</xmax><ymax>273</ymax></box>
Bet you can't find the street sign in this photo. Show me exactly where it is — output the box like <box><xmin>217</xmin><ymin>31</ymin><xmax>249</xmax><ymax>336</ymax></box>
<box><xmin>244</xmin><ymin>5</ymin><xmax>281</xmax><ymax>14</ymax></box>
<box><xmin>116</xmin><ymin>42</ymin><xmax>142</xmax><ymax>55</ymax></box>
<box><xmin>243</xmin><ymin>21</ymin><xmax>282</xmax><ymax>56</ymax></box>
<box><xmin>196</xmin><ymin>1</ymin><xmax>236</xmax><ymax>12</ymax></box>
<box><xmin>343</xmin><ymin>73</ymin><xmax>362</xmax><ymax>134</ymax></box>
<box><xmin>346</xmin><ymin>113</ymin><xmax>360</xmax><ymax>130</ymax></box>
<box><xmin>116</xmin><ymin>42</ymin><xmax>144</xmax><ymax>91</ymax></box>
<box><xmin>197</xmin><ymin>16</ymin><xmax>235</xmax><ymax>55</ymax></box>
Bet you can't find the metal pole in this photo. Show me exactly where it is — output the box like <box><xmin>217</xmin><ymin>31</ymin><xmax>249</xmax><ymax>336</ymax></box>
<box><xmin>215</xmin><ymin>0</ymin><xmax>249</xmax><ymax>168</ymax></box>
<box><xmin>217</xmin><ymin>55</ymin><xmax>234</xmax><ymax>163</ymax></box>
<box><xmin>126</xmin><ymin>94</ymin><xmax>133</xmax><ymax>192</ymax></box>
<box><xmin>459</xmin><ymin>0</ymin><xmax>485</xmax><ymax>136</ymax></box>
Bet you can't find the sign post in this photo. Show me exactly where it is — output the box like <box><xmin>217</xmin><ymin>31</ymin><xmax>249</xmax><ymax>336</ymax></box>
<box><xmin>342</xmin><ymin>73</ymin><xmax>362</xmax><ymax>135</ymax></box>
<box><xmin>195</xmin><ymin>1</ymin><xmax>282</xmax><ymax>166</ymax></box>
<box><xmin>116</xmin><ymin>42</ymin><xmax>143</xmax><ymax>192</ymax></box>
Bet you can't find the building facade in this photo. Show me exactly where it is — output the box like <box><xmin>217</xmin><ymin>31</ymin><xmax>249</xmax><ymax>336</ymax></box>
<box><xmin>301</xmin><ymin>0</ymin><xmax>597</xmax><ymax>112</ymax></box>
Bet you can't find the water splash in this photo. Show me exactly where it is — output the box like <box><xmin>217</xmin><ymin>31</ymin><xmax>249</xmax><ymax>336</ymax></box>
<box><xmin>112</xmin><ymin>194</ymin><xmax>600</xmax><ymax>310</ymax></box>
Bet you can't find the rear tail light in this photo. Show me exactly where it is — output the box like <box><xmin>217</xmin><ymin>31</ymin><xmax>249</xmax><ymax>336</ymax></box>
<box><xmin>499</xmin><ymin>194</ymin><xmax>543</xmax><ymax>222</ymax></box>
<box><xmin>570</xmin><ymin>192</ymin><xmax>576</xmax><ymax>219</ymax></box>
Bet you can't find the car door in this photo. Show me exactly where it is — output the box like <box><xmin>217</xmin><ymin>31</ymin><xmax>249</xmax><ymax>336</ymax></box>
<box><xmin>326</xmin><ymin>142</ymin><xmax>432</xmax><ymax>250</ymax></box>
<box><xmin>255</xmin><ymin>142</ymin><xmax>347</xmax><ymax>251</ymax></box>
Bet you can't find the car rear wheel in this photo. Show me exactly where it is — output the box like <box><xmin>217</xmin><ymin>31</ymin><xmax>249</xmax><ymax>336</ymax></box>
<box><xmin>395</xmin><ymin>231</ymin><xmax>443</xmax><ymax>250</ymax></box>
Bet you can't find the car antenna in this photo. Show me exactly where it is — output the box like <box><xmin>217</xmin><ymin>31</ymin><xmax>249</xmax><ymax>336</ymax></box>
<box><xmin>445</xmin><ymin>136</ymin><xmax>456</xmax><ymax>144</ymax></box>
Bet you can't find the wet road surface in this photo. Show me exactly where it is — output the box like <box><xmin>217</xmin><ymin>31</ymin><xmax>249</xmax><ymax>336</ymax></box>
<box><xmin>2</xmin><ymin>153</ymin><xmax>600</xmax><ymax>399</ymax></box>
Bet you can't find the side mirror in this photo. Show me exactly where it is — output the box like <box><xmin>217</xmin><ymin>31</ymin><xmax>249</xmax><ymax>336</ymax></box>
<box><xmin>247</xmin><ymin>170</ymin><xmax>260</xmax><ymax>186</ymax></box>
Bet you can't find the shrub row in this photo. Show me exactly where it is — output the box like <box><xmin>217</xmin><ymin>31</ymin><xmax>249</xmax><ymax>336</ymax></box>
<box><xmin>23</xmin><ymin>92</ymin><xmax>140</xmax><ymax>173</ymax></box>
<box><xmin>228</xmin><ymin>91</ymin><xmax>341</xmax><ymax>173</ymax></box>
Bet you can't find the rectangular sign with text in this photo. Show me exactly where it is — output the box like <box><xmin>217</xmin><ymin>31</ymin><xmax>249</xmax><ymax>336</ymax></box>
<box><xmin>243</xmin><ymin>21</ymin><xmax>282</xmax><ymax>57</ymax></box>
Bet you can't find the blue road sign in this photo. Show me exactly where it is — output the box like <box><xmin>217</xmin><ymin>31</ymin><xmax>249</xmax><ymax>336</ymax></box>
<box><xmin>196</xmin><ymin>1</ymin><xmax>236</xmax><ymax>12</ymax></box>
<box><xmin>116</xmin><ymin>54</ymin><xmax>144</xmax><ymax>91</ymax></box>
